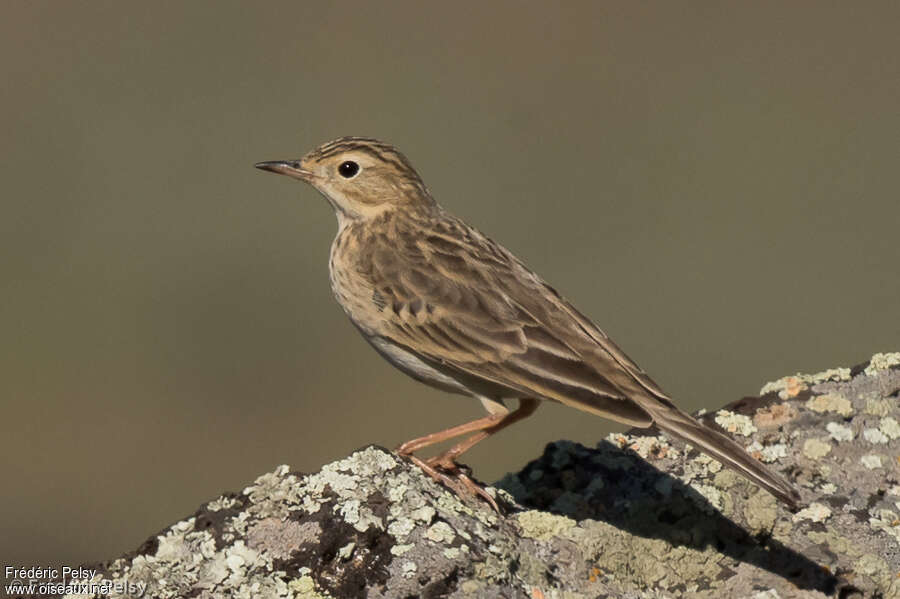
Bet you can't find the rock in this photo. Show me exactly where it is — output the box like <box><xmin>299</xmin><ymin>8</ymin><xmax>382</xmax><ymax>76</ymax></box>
<box><xmin>41</xmin><ymin>353</ymin><xmax>900</xmax><ymax>598</ymax></box>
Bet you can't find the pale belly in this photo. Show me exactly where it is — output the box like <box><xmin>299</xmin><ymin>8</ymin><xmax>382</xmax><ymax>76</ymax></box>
<box><xmin>366</xmin><ymin>335</ymin><xmax>474</xmax><ymax>395</ymax></box>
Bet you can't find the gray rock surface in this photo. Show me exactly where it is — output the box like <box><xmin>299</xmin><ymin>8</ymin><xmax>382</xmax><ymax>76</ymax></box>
<box><xmin>44</xmin><ymin>353</ymin><xmax>900</xmax><ymax>598</ymax></box>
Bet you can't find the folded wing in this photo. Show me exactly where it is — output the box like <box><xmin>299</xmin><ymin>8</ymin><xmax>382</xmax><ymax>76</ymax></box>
<box><xmin>363</xmin><ymin>217</ymin><xmax>654</xmax><ymax>426</ymax></box>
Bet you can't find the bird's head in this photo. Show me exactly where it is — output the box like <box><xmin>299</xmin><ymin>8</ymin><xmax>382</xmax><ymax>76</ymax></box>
<box><xmin>255</xmin><ymin>137</ymin><xmax>436</xmax><ymax>222</ymax></box>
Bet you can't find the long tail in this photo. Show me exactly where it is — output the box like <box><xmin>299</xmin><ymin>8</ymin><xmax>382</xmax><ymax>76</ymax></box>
<box><xmin>648</xmin><ymin>403</ymin><xmax>801</xmax><ymax>508</ymax></box>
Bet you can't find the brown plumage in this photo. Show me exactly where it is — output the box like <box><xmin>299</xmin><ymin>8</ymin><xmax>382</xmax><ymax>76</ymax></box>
<box><xmin>255</xmin><ymin>137</ymin><xmax>801</xmax><ymax>509</ymax></box>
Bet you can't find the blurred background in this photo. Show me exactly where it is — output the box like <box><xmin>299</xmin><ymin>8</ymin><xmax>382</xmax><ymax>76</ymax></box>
<box><xmin>2</xmin><ymin>1</ymin><xmax>898</xmax><ymax>568</ymax></box>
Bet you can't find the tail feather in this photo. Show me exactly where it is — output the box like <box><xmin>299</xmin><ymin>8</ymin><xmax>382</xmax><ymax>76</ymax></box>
<box><xmin>650</xmin><ymin>405</ymin><xmax>801</xmax><ymax>508</ymax></box>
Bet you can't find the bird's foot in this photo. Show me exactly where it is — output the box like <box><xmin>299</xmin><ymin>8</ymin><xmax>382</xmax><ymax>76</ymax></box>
<box><xmin>403</xmin><ymin>454</ymin><xmax>501</xmax><ymax>513</ymax></box>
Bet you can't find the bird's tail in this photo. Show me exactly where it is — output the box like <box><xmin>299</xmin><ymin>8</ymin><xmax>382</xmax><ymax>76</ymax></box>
<box><xmin>647</xmin><ymin>402</ymin><xmax>801</xmax><ymax>508</ymax></box>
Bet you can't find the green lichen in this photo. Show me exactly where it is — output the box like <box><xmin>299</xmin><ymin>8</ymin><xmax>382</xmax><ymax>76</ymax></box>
<box><xmin>853</xmin><ymin>554</ymin><xmax>896</xmax><ymax>597</ymax></box>
<box><xmin>806</xmin><ymin>530</ymin><xmax>861</xmax><ymax>558</ymax></box>
<box><xmin>243</xmin><ymin>466</ymin><xmax>306</xmax><ymax>519</ymax></box>
<box><xmin>409</xmin><ymin>504</ymin><xmax>436</xmax><ymax>523</ymax></box>
<box><xmin>442</xmin><ymin>546</ymin><xmax>462</xmax><ymax>559</ymax></box>
<box><xmin>424</xmin><ymin>521</ymin><xmax>456</xmax><ymax>544</ymax></box>
<box><xmin>338</xmin><ymin>498</ymin><xmax>383</xmax><ymax>532</ymax></box>
<box><xmin>743</xmin><ymin>490</ymin><xmax>777</xmax><ymax>534</ymax></box>
<box><xmin>387</xmin><ymin>483</ymin><xmax>407</xmax><ymax>502</ymax></box>
<box><xmin>387</xmin><ymin>517</ymin><xmax>415</xmax><ymax>539</ymax></box>
<box><xmin>389</xmin><ymin>543</ymin><xmax>413</xmax><ymax>556</ymax></box>
<box><xmin>517</xmin><ymin>510</ymin><xmax>576</xmax><ymax>541</ymax></box>
<box><xmin>692</xmin><ymin>483</ymin><xmax>725</xmax><ymax>512</ymax></box>
<box><xmin>695</xmin><ymin>454</ymin><xmax>722</xmax><ymax>473</ymax></box>
<box><xmin>712</xmin><ymin>469</ymin><xmax>739</xmax><ymax>491</ymax></box>
<box><xmin>290</xmin><ymin>575</ymin><xmax>334</xmax><ymax>599</ymax></box>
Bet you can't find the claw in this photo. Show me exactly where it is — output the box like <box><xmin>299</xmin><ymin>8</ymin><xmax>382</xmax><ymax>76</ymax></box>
<box><xmin>403</xmin><ymin>454</ymin><xmax>502</xmax><ymax>513</ymax></box>
<box><xmin>454</xmin><ymin>470</ymin><xmax>500</xmax><ymax>512</ymax></box>
<box><xmin>406</xmin><ymin>455</ymin><xmax>458</xmax><ymax>489</ymax></box>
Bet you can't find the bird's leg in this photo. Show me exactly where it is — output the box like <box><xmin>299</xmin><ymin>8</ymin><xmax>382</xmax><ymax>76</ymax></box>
<box><xmin>394</xmin><ymin>411</ymin><xmax>508</xmax><ymax>456</ymax></box>
<box><xmin>396</xmin><ymin>398</ymin><xmax>540</xmax><ymax>511</ymax></box>
<box><xmin>426</xmin><ymin>398</ymin><xmax>539</xmax><ymax>470</ymax></box>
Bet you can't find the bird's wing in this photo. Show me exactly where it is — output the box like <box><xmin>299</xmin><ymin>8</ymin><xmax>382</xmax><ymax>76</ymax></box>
<box><xmin>363</xmin><ymin>218</ymin><xmax>654</xmax><ymax>426</ymax></box>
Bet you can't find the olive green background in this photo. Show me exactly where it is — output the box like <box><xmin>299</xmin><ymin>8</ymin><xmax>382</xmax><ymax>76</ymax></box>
<box><xmin>2</xmin><ymin>2</ymin><xmax>898</xmax><ymax>567</ymax></box>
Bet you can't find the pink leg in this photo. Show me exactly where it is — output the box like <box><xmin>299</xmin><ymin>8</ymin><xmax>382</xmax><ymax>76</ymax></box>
<box><xmin>395</xmin><ymin>412</ymin><xmax>508</xmax><ymax>456</ymax></box>
<box><xmin>396</xmin><ymin>399</ymin><xmax>540</xmax><ymax>511</ymax></box>
<box><xmin>427</xmin><ymin>398</ymin><xmax>539</xmax><ymax>469</ymax></box>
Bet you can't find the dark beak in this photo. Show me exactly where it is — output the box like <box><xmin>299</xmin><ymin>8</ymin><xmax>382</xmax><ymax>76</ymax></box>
<box><xmin>254</xmin><ymin>160</ymin><xmax>314</xmax><ymax>182</ymax></box>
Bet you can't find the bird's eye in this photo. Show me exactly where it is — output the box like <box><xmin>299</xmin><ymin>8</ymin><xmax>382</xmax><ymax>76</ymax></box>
<box><xmin>338</xmin><ymin>161</ymin><xmax>360</xmax><ymax>178</ymax></box>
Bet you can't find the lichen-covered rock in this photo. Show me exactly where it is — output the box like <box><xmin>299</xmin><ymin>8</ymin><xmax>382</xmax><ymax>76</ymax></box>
<box><xmin>40</xmin><ymin>353</ymin><xmax>900</xmax><ymax>598</ymax></box>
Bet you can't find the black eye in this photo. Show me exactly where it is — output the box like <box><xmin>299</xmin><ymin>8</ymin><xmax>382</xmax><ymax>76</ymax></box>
<box><xmin>338</xmin><ymin>161</ymin><xmax>359</xmax><ymax>178</ymax></box>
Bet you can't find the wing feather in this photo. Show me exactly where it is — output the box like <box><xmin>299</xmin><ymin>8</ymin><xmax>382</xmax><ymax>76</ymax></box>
<box><xmin>354</xmin><ymin>217</ymin><xmax>654</xmax><ymax>426</ymax></box>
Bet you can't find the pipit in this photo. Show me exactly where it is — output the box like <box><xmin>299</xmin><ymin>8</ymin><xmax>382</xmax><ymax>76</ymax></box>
<box><xmin>255</xmin><ymin>137</ymin><xmax>801</xmax><ymax>509</ymax></box>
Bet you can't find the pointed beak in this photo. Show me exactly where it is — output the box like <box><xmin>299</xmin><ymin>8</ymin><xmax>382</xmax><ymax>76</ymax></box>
<box><xmin>254</xmin><ymin>160</ymin><xmax>314</xmax><ymax>182</ymax></box>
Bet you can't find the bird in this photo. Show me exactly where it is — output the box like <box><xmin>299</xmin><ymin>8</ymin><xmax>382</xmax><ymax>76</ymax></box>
<box><xmin>254</xmin><ymin>136</ymin><xmax>801</xmax><ymax>510</ymax></box>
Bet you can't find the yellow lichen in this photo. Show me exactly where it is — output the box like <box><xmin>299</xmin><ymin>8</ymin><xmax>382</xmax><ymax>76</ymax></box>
<box><xmin>806</xmin><ymin>394</ymin><xmax>853</xmax><ymax>417</ymax></box>
<box><xmin>517</xmin><ymin>510</ymin><xmax>576</xmax><ymax>541</ymax></box>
